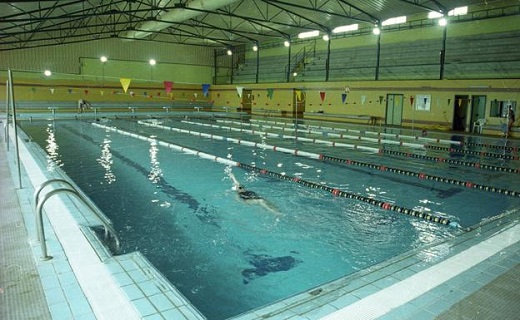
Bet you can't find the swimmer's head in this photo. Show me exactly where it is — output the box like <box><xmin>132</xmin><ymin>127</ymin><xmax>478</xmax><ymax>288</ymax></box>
<box><xmin>232</xmin><ymin>185</ymin><xmax>245</xmax><ymax>192</ymax></box>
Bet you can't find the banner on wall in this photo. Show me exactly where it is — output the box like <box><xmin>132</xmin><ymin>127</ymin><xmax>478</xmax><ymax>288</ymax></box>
<box><xmin>361</xmin><ymin>95</ymin><xmax>367</xmax><ymax>105</ymax></box>
<box><xmin>120</xmin><ymin>78</ymin><xmax>131</xmax><ymax>93</ymax></box>
<box><xmin>50</xmin><ymin>88</ymin><xmax>55</xmax><ymax>94</ymax></box>
<box><xmin>202</xmin><ymin>84</ymin><xmax>211</xmax><ymax>97</ymax></box>
<box><xmin>164</xmin><ymin>81</ymin><xmax>174</xmax><ymax>94</ymax></box>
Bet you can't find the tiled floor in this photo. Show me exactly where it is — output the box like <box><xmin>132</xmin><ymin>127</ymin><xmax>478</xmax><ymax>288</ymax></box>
<box><xmin>2</xmin><ymin>116</ymin><xmax>519</xmax><ymax>320</ymax></box>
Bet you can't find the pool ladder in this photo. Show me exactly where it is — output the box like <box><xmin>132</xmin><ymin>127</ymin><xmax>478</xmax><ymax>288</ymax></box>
<box><xmin>34</xmin><ymin>179</ymin><xmax>120</xmax><ymax>260</ymax></box>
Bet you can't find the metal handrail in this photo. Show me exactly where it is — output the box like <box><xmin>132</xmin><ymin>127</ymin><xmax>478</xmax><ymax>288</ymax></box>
<box><xmin>34</xmin><ymin>179</ymin><xmax>120</xmax><ymax>260</ymax></box>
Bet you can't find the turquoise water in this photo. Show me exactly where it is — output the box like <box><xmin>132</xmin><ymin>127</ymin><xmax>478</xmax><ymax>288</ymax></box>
<box><xmin>20</xmin><ymin>117</ymin><xmax>520</xmax><ymax>319</ymax></box>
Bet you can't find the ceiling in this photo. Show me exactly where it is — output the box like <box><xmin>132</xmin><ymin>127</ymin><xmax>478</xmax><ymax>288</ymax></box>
<box><xmin>0</xmin><ymin>0</ymin><xmax>499</xmax><ymax>51</ymax></box>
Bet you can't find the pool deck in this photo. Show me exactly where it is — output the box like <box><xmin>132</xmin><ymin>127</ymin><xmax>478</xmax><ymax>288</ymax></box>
<box><xmin>1</xmin><ymin>116</ymin><xmax>519</xmax><ymax>320</ymax></box>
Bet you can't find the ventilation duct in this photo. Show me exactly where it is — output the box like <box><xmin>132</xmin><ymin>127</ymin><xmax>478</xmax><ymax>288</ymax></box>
<box><xmin>124</xmin><ymin>0</ymin><xmax>241</xmax><ymax>39</ymax></box>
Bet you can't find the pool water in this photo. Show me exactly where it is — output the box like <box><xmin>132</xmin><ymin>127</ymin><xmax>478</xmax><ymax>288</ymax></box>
<box><xmin>20</xmin><ymin>117</ymin><xmax>520</xmax><ymax>319</ymax></box>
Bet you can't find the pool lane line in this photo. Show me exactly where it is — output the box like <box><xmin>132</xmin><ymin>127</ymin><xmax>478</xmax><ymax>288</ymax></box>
<box><xmin>176</xmin><ymin>119</ymin><xmax>520</xmax><ymax>175</ymax></box>
<box><xmin>424</xmin><ymin>144</ymin><xmax>520</xmax><ymax>161</ymax></box>
<box><xmin>138</xmin><ymin>120</ymin><xmax>520</xmax><ymax>198</ymax></box>
<box><xmin>93</xmin><ymin>122</ymin><xmax>454</xmax><ymax>227</ymax></box>
<box><xmin>215</xmin><ymin>119</ymin><xmax>426</xmax><ymax>149</ymax></box>
<box><xmin>222</xmin><ymin>119</ymin><xmax>518</xmax><ymax>160</ymax></box>
<box><xmin>249</xmin><ymin>118</ymin><xmax>463</xmax><ymax>145</ymax></box>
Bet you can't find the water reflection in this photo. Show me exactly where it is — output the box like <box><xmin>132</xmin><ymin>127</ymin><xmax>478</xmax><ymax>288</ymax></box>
<box><xmin>148</xmin><ymin>138</ymin><xmax>163</xmax><ymax>184</ymax></box>
<box><xmin>97</xmin><ymin>137</ymin><xmax>116</xmax><ymax>184</ymax></box>
<box><xmin>45</xmin><ymin>124</ymin><xmax>63</xmax><ymax>171</ymax></box>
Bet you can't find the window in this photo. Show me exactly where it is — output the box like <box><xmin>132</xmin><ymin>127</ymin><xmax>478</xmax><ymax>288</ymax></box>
<box><xmin>490</xmin><ymin>100</ymin><xmax>516</xmax><ymax>118</ymax></box>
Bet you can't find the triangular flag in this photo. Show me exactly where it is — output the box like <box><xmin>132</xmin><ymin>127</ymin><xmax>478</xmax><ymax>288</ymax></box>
<box><xmin>31</xmin><ymin>88</ymin><xmax>36</xmax><ymax>93</ymax></box>
<box><xmin>164</xmin><ymin>81</ymin><xmax>173</xmax><ymax>94</ymax></box>
<box><xmin>84</xmin><ymin>89</ymin><xmax>89</xmax><ymax>95</ymax></box>
<box><xmin>68</xmin><ymin>89</ymin><xmax>73</xmax><ymax>94</ymax></box>
<box><xmin>157</xmin><ymin>92</ymin><xmax>161</xmax><ymax>97</ymax></box>
<box><xmin>194</xmin><ymin>93</ymin><xmax>198</xmax><ymax>98</ymax></box>
<box><xmin>143</xmin><ymin>91</ymin><xmax>148</xmax><ymax>97</ymax></box>
<box><xmin>410</xmin><ymin>96</ymin><xmax>414</xmax><ymax>106</ymax></box>
<box><xmin>341</xmin><ymin>93</ymin><xmax>347</xmax><ymax>104</ymax></box>
<box><xmin>100</xmin><ymin>91</ymin><xmax>104</xmax><ymax>96</ymax></box>
<box><xmin>345</xmin><ymin>86</ymin><xmax>350</xmax><ymax>93</ymax></box>
<box><xmin>361</xmin><ymin>95</ymin><xmax>367</xmax><ymax>105</ymax></box>
<box><xmin>457</xmin><ymin>99</ymin><xmax>462</xmax><ymax>107</ymax></box>
<box><xmin>120</xmin><ymin>78</ymin><xmax>131</xmax><ymax>93</ymax></box>
<box><xmin>236</xmin><ymin>86</ymin><xmax>244</xmax><ymax>98</ymax></box>
<box><xmin>50</xmin><ymin>88</ymin><xmax>55</xmax><ymax>94</ymax></box>
<box><xmin>202</xmin><ymin>84</ymin><xmax>210</xmax><ymax>97</ymax></box>
<box><xmin>267</xmin><ymin>88</ymin><xmax>274</xmax><ymax>100</ymax></box>
<box><xmin>295</xmin><ymin>90</ymin><xmax>302</xmax><ymax>101</ymax></box>
<box><xmin>319</xmin><ymin>91</ymin><xmax>325</xmax><ymax>102</ymax></box>
<box><xmin>379</xmin><ymin>96</ymin><xmax>384</xmax><ymax>104</ymax></box>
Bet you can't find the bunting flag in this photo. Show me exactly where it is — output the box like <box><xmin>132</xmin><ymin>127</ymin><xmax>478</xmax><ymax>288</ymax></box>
<box><xmin>345</xmin><ymin>86</ymin><xmax>350</xmax><ymax>93</ymax></box>
<box><xmin>267</xmin><ymin>88</ymin><xmax>274</xmax><ymax>100</ymax></box>
<box><xmin>217</xmin><ymin>93</ymin><xmax>221</xmax><ymax>98</ymax></box>
<box><xmin>341</xmin><ymin>93</ymin><xmax>348</xmax><ymax>104</ymax></box>
<box><xmin>410</xmin><ymin>96</ymin><xmax>415</xmax><ymax>106</ymax></box>
<box><xmin>236</xmin><ymin>86</ymin><xmax>244</xmax><ymax>98</ymax></box>
<box><xmin>361</xmin><ymin>95</ymin><xmax>367</xmax><ymax>105</ymax></box>
<box><xmin>68</xmin><ymin>89</ymin><xmax>73</xmax><ymax>94</ymax></box>
<box><xmin>100</xmin><ymin>91</ymin><xmax>104</xmax><ymax>96</ymax></box>
<box><xmin>120</xmin><ymin>78</ymin><xmax>131</xmax><ymax>93</ymax></box>
<box><xmin>379</xmin><ymin>95</ymin><xmax>384</xmax><ymax>104</ymax></box>
<box><xmin>50</xmin><ymin>88</ymin><xmax>55</xmax><ymax>94</ymax></box>
<box><xmin>458</xmin><ymin>99</ymin><xmax>462</xmax><ymax>107</ymax></box>
<box><xmin>164</xmin><ymin>81</ymin><xmax>174</xmax><ymax>94</ymax></box>
<box><xmin>319</xmin><ymin>91</ymin><xmax>325</xmax><ymax>102</ymax></box>
<box><xmin>143</xmin><ymin>91</ymin><xmax>148</xmax><ymax>97</ymax></box>
<box><xmin>295</xmin><ymin>90</ymin><xmax>302</xmax><ymax>101</ymax></box>
<box><xmin>157</xmin><ymin>92</ymin><xmax>161</xmax><ymax>97</ymax></box>
<box><xmin>31</xmin><ymin>88</ymin><xmax>36</xmax><ymax>93</ymax></box>
<box><xmin>84</xmin><ymin>90</ymin><xmax>89</xmax><ymax>95</ymax></box>
<box><xmin>202</xmin><ymin>84</ymin><xmax>211</xmax><ymax>97</ymax></box>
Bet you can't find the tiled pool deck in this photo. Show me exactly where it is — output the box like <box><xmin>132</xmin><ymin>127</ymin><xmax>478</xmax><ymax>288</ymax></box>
<box><xmin>1</xmin><ymin>116</ymin><xmax>519</xmax><ymax>320</ymax></box>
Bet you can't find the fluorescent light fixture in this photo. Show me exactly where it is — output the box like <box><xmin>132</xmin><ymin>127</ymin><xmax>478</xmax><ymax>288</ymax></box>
<box><xmin>149</xmin><ymin>59</ymin><xmax>156</xmax><ymax>65</ymax></box>
<box><xmin>332</xmin><ymin>24</ymin><xmax>359</xmax><ymax>34</ymax></box>
<box><xmin>373</xmin><ymin>27</ymin><xmax>381</xmax><ymax>35</ymax></box>
<box><xmin>100</xmin><ymin>56</ymin><xmax>108</xmax><ymax>63</ymax></box>
<box><xmin>448</xmin><ymin>6</ymin><xmax>468</xmax><ymax>16</ymax></box>
<box><xmin>44</xmin><ymin>70</ymin><xmax>52</xmax><ymax>77</ymax></box>
<box><xmin>381</xmin><ymin>16</ymin><xmax>407</xmax><ymax>26</ymax></box>
<box><xmin>284</xmin><ymin>40</ymin><xmax>290</xmax><ymax>47</ymax></box>
<box><xmin>438</xmin><ymin>18</ymin><xmax>447</xmax><ymax>26</ymax></box>
<box><xmin>298</xmin><ymin>30</ymin><xmax>320</xmax><ymax>39</ymax></box>
<box><xmin>322</xmin><ymin>34</ymin><xmax>330</xmax><ymax>41</ymax></box>
<box><xmin>428</xmin><ymin>11</ymin><xmax>443</xmax><ymax>19</ymax></box>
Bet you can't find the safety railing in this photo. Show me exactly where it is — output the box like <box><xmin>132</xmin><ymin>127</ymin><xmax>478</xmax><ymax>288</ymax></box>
<box><xmin>34</xmin><ymin>179</ymin><xmax>120</xmax><ymax>260</ymax></box>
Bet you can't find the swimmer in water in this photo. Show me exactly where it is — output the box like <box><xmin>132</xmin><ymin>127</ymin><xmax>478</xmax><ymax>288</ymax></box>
<box><xmin>229</xmin><ymin>171</ymin><xmax>280</xmax><ymax>214</ymax></box>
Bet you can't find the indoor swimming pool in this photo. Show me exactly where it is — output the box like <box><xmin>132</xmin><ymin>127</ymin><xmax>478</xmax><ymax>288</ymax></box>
<box><xmin>19</xmin><ymin>116</ymin><xmax>520</xmax><ymax>320</ymax></box>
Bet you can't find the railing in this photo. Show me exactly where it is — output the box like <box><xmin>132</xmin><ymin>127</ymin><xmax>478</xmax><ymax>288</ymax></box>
<box><xmin>34</xmin><ymin>179</ymin><xmax>120</xmax><ymax>260</ymax></box>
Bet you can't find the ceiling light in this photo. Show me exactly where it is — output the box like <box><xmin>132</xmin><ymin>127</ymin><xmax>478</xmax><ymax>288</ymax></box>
<box><xmin>428</xmin><ymin>11</ymin><xmax>443</xmax><ymax>19</ymax></box>
<box><xmin>332</xmin><ymin>24</ymin><xmax>359</xmax><ymax>34</ymax></box>
<box><xmin>381</xmin><ymin>16</ymin><xmax>407</xmax><ymax>26</ymax></box>
<box><xmin>448</xmin><ymin>6</ymin><xmax>468</xmax><ymax>16</ymax></box>
<box><xmin>298</xmin><ymin>30</ymin><xmax>320</xmax><ymax>39</ymax></box>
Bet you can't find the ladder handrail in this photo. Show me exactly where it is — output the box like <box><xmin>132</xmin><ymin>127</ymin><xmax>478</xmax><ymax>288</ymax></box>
<box><xmin>34</xmin><ymin>179</ymin><xmax>120</xmax><ymax>260</ymax></box>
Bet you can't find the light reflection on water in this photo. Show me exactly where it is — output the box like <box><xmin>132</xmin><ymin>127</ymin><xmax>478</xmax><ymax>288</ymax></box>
<box><xmin>45</xmin><ymin>124</ymin><xmax>63</xmax><ymax>171</ymax></box>
<box><xmin>96</xmin><ymin>136</ymin><xmax>116</xmax><ymax>184</ymax></box>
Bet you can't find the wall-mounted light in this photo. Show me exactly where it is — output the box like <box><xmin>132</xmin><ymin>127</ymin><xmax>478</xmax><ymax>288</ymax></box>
<box><xmin>322</xmin><ymin>34</ymin><xmax>330</xmax><ymax>41</ymax></box>
<box><xmin>252</xmin><ymin>44</ymin><xmax>258</xmax><ymax>52</ymax></box>
<box><xmin>438</xmin><ymin>17</ymin><xmax>447</xmax><ymax>26</ymax></box>
<box><xmin>44</xmin><ymin>70</ymin><xmax>52</xmax><ymax>77</ymax></box>
<box><xmin>149</xmin><ymin>59</ymin><xmax>157</xmax><ymax>66</ymax></box>
<box><xmin>227</xmin><ymin>49</ymin><xmax>233</xmax><ymax>56</ymax></box>
<box><xmin>373</xmin><ymin>27</ymin><xmax>381</xmax><ymax>35</ymax></box>
<box><xmin>100</xmin><ymin>56</ymin><xmax>108</xmax><ymax>63</ymax></box>
<box><xmin>284</xmin><ymin>40</ymin><xmax>290</xmax><ymax>47</ymax></box>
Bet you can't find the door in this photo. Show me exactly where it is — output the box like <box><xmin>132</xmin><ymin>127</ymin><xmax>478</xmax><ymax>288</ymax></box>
<box><xmin>470</xmin><ymin>95</ymin><xmax>486</xmax><ymax>129</ymax></box>
<box><xmin>385</xmin><ymin>94</ymin><xmax>403</xmax><ymax>126</ymax></box>
<box><xmin>453</xmin><ymin>95</ymin><xmax>469</xmax><ymax>131</ymax></box>
<box><xmin>241</xmin><ymin>89</ymin><xmax>252</xmax><ymax>114</ymax></box>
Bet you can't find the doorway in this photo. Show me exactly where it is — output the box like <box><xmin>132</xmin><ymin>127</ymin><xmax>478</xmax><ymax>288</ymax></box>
<box><xmin>453</xmin><ymin>95</ymin><xmax>469</xmax><ymax>131</ymax></box>
<box><xmin>241</xmin><ymin>89</ymin><xmax>252</xmax><ymax>114</ymax></box>
<box><xmin>385</xmin><ymin>94</ymin><xmax>403</xmax><ymax>126</ymax></box>
<box><xmin>470</xmin><ymin>95</ymin><xmax>487</xmax><ymax>130</ymax></box>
